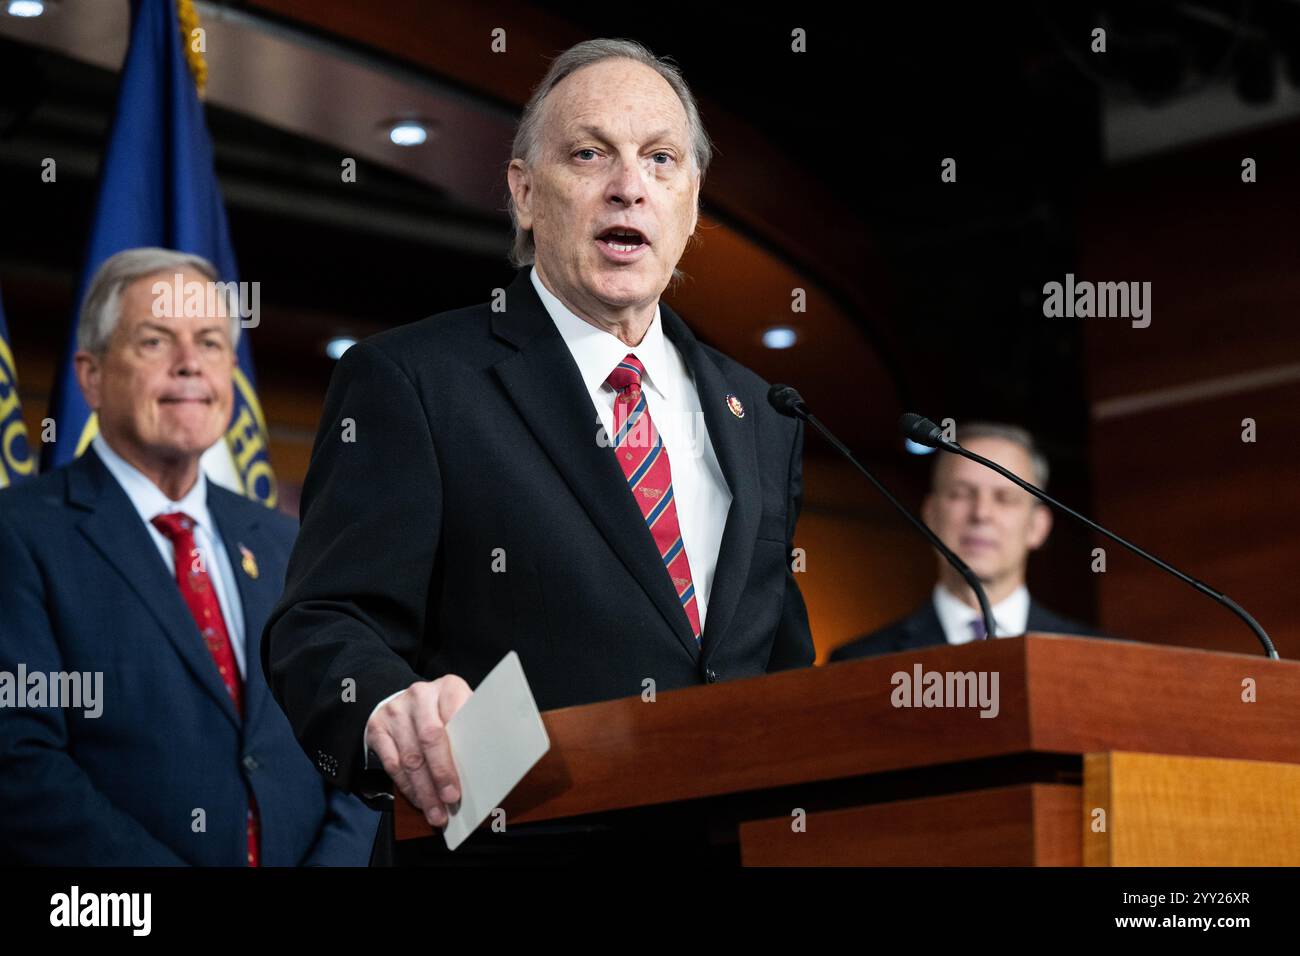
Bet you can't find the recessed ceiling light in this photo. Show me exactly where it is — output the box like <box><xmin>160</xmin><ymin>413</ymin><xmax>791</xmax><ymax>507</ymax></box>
<box><xmin>6</xmin><ymin>0</ymin><xmax>47</xmax><ymax>17</ymax></box>
<box><xmin>325</xmin><ymin>336</ymin><xmax>357</xmax><ymax>360</ymax></box>
<box><xmin>388</xmin><ymin>121</ymin><xmax>428</xmax><ymax>147</ymax></box>
<box><xmin>761</xmin><ymin>325</ymin><xmax>798</xmax><ymax>349</ymax></box>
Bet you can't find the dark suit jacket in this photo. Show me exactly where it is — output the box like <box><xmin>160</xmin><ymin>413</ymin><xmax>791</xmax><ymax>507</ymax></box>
<box><xmin>0</xmin><ymin>449</ymin><xmax>379</xmax><ymax>865</ymax></box>
<box><xmin>262</xmin><ymin>268</ymin><xmax>815</xmax><ymax>808</ymax></box>
<box><xmin>829</xmin><ymin>594</ymin><xmax>1101</xmax><ymax>661</ymax></box>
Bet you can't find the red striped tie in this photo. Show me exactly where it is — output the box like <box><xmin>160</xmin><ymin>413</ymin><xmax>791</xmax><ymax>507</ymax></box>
<box><xmin>152</xmin><ymin>512</ymin><xmax>261</xmax><ymax>867</ymax></box>
<box><xmin>606</xmin><ymin>355</ymin><xmax>702</xmax><ymax>642</ymax></box>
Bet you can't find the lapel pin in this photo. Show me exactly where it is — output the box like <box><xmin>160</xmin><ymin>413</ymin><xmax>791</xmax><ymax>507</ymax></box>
<box><xmin>725</xmin><ymin>394</ymin><xmax>745</xmax><ymax>418</ymax></box>
<box><xmin>239</xmin><ymin>544</ymin><xmax>259</xmax><ymax>580</ymax></box>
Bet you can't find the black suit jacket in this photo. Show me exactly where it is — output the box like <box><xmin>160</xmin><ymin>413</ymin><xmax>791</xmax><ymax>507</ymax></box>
<box><xmin>262</xmin><ymin>268</ymin><xmax>815</xmax><ymax>806</ymax></box>
<box><xmin>829</xmin><ymin>595</ymin><xmax>1100</xmax><ymax>661</ymax></box>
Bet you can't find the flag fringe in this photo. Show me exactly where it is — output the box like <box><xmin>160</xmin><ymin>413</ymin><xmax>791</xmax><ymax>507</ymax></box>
<box><xmin>176</xmin><ymin>0</ymin><xmax>207</xmax><ymax>96</ymax></box>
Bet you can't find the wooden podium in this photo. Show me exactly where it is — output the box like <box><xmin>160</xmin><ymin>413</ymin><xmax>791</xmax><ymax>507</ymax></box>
<box><xmin>394</xmin><ymin>635</ymin><xmax>1300</xmax><ymax>865</ymax></box>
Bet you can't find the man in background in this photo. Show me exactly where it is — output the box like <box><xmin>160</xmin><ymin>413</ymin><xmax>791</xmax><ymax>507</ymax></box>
<box><xmin>832</xmin><ymin>422</ymin><xmax>1097</xmax><ymax>660</ymax></box>
<box><xmin>0</xmin><ymin>247</ymin><xmax>377</xmax><ymax>864</ymax></box>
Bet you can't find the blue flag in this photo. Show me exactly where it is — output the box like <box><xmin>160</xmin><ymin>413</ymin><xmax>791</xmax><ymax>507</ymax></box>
<box><xmin>0</xmin><ymin>289</ymin><xmax>36</xmax><ymax>488</ymax></box>
<box><xmin>42</xmin><ymin>0</ymin><xmax>277</xmax><ymax>506</ymax></box>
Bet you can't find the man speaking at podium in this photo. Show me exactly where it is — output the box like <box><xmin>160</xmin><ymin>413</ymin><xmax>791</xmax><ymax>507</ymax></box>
<box><xmin>263</xmin><ymin>39</ymin><xmax>814</xmax><ymax>861</ymax></box>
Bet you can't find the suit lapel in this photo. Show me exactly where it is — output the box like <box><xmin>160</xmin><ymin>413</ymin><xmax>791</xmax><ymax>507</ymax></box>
<box><xmin>70</xmin><ymin>452</ymin><xmax>240</xmax><ymax>729</ymax></box>
<box><xmin>906</xmin><ymin>600</ymin><xmax>946</xmax><ymax>650</ymax></box>
<box><xmin>491</xmin><ymin>271</ymin><xmax>701</xmax><ymax>661</ymax></box>
<box><xmin>208</xmin><ymin>491</ymin><xmax>278</xmax><ymax>733</ymax></box>
<box><xmin>1025</xmin><ymin>600</ymin><xmax>1066</xmax><ymax>635</ymax></box>
<box><xmin>659</xmin><ymin>304</ymin><xmax>760</xmax><ymax>661</ymax></box>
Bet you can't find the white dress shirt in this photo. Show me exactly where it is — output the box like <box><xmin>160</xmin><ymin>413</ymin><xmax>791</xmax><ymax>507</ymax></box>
<box><xmin>92</xmin><ymin>435</ymin><xmax>247</xmax><ymax>678</ymax></box>
<box><xmin>529</xmin><ymin>266</ymin><xmax>732</xmax><ymax>629</ymax></box>
<box><xmin>362</xmin><ymin>272</ymin><xmax>734</xmax><ymax>772</ymax></box>
<box><xmin>933</xmin><ymin>582</ymin><xmax>1030</xmax><ymax>646</ymax></box>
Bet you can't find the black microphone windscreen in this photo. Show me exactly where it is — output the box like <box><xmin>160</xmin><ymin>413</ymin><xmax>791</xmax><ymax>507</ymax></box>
<box><xmin>899</xmin><ymin>413</ymin><xmax>944</xmax><ymax>447</ymax></box>
<box><xmin>767</xmin><ymin>384</ymin><xmax>807</xmax><ymax>419</ymax></box>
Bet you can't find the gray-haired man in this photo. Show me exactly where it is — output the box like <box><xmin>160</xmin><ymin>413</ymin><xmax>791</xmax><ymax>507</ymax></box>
<box><xmin>262</xmin><ymin>38</ymin><xmax>815</xmax><ymax>863</ymax></box>
<box><xmin>0</xmin><ymin>247</ymin><xmax>378</xmax><ymax>864</ymax></box>
<box><xmin>831</xmin><ymin>422</ymin><xmax>1099</xmax><ymax>661</ymax></box>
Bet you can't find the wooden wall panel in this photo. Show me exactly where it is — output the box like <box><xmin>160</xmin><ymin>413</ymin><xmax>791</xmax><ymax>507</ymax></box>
<box><xmin>1081</xmin><ymin>126</ymin><xmax>1300</xmax><ymax>659</ymax></box>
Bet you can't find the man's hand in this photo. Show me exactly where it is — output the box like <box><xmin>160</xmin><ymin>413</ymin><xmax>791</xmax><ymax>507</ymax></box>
<box><xmin>366</xmin><ymin>675</ymin><xmax>472</xmax><ymax>828</ymax></box>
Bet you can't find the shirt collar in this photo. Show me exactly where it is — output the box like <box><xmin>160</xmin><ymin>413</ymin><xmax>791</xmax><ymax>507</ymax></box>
<box><xmin>91</xmin><ymin>434</ymin><xmax>213</xmax><ymax>533</ymax></box>
<box><xmin>530</xmin><ymin>266</ymin><xmax>673</xmax><ymax>403</ymax></box>
<box><xmin>932</xmin><ymin>582</ymin><xmax>1031</xmax><ymax>639</ymax></box>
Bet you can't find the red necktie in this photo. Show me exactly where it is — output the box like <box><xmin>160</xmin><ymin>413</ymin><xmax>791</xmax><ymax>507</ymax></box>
<box><xmin>606</xmin><ymin>355</ymin><xmax>702</xmax><ymax>642</ymax></box>
<box><xmin>151</xmin><ymin>511</ymin><xmax>260</xmax><ymax>867</ymax></box>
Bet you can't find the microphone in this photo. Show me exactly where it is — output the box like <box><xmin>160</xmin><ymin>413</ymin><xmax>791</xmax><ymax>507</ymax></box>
<box><xmin>899</xmin><ymin>413</ymin><xmax>1279</xmax><ymax>659</ymax></box>
<box><xmin>768</xmin><ymin>385</ymin><xmax>997</xmax><ymax>642</ymax></box>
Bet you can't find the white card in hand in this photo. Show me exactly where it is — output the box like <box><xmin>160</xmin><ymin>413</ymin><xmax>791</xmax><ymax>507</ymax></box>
<box><xmin>441</xmin><ymin>651</ymin><xmax>550</xmax><ymax>851</ymax></box>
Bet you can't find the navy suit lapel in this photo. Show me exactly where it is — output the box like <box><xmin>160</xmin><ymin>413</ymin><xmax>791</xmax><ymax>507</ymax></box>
<box><xmin>491</xmin><ymin>271</ymin><xmax>701</xmax><ymax>662</ymax></box>
<box><xmin>904</xmin><ymin>600</ymin><xmax>947</xmax><ymax>650</ymax></box>
<box><xmin>658</xmin><ymin>304</ymin><xmax>760</xmax><ymax>661</ymax></box>
<box><xmin>70</xmin><ymin>452</ymin><xmax>240</xmax><ymax>730</ymax></box>
<box><xmin>1026</xmin><ymin>600</ymin><xmax>1082</xmax><ymax>636</ymax></box>
<box><xmin>207</xmin><ymin>490</ymin><xmax>278</xmax><ymax>733</ymax></box>
<box><xmin>1026</xmin><ymin>600</ymin><xmax>1060</xmax><ymax>634</ymax></box>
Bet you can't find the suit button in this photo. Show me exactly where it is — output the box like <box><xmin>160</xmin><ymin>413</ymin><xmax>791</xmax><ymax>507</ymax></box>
<box><xmin>705</xmin><ymin>668</ymin><xmax>719</xmax><ymax>683</ymax></box>
<box><xmin>243</xmin><ymin>755</ymin><xmax>259</xmax><ymax>772</ymax></box>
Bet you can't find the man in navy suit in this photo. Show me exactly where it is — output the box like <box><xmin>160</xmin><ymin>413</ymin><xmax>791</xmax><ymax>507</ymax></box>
<box><xmin>831</xmin><ymin>422</ymin><xmax>1100</xmax><ymax>661</ymax></box>
<box><xmin>262</xmin><ymin>39</ymin><xmax>814</xmax><ymax>861</ymax></box>
<box><xmin>0</xmin><ymin>247</ymin><xmax>378</xmax><ymax>865</ymax></box>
